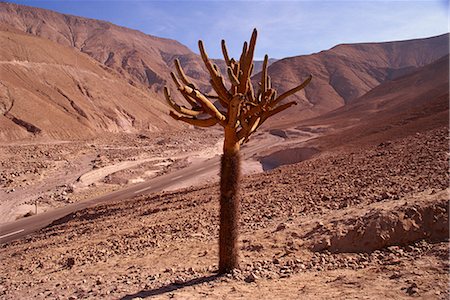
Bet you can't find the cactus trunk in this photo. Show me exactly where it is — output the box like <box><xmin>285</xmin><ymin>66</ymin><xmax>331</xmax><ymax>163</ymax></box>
<box><xmin>219</xmin><ymin>133</ymin><xmax>241</xmax><ymax>273</ymax></box>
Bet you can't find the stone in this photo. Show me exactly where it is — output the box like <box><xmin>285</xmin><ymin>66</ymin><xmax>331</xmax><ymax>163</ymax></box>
<box><xmin>405</xmin><ymin>283</ymin><xmax>419</xmax><ymax>296</ymax></box>
<box><xmin>275</xmin><ymin>223</ymin><xmax>287</xmax><ymax>231</ymax></box>
<box><xmin>244</xmin><ymin>272</ymin><xmax>258</xmax><ymax>283</ymax></box>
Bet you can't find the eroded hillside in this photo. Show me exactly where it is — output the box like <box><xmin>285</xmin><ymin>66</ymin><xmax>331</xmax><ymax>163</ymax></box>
<box><xmin>1</xmin><ymin>2</ymin><xmax>448</xmax><ymax>128</ymax></box>
<box><xmin>0</xmin><ymin>28</ymin><xmax>180</xmax><ymax>140</ymax></box>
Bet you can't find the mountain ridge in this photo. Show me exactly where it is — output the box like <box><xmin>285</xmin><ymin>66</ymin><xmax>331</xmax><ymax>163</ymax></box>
<box><xmin>0</xmin><ymin>27</ymin><xmax>180</xmax><ymax>141</ymax></box>
<box><xmin>259</xmin><ymin>32</ymin><xmax>448</xmax><ymax>122</ymax></box>
<box><xmin>0</xmin><ymin>2</ymin><xmax>448</xmax><ymax>140</ymax></box>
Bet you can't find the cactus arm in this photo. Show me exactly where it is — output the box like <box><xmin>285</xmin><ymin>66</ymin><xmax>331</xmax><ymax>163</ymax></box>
<box><xmin>170</xmin><ymin>71</ymin><xmax>182</xmax><ymax>88</ymax></box>
<box><xmin>237</xmin><ymin>101</ymin><xmax>296</xmax><ymax>143</ymax></box>
<box><xmin>265</xmin><ymin>101</ymin><xmax>297</xmax><ymax>120</ymax></box>
<box><xmin>248</xmin><ymin>101</ymin><xmax>298</xmax><ymax>135</ymax></box>
<box><xmin>227</xmin><ymin>67</ymin><xmax>240</xmax><ymax>86</ymax></box>
<box><xmin>170</xmin><ymin>72</ymin><xmax>198</xmax><ymax>107</ymax></box>
<box><xmin>227</xmin><ymin>95</ymin><xmax>243</xmax><ymax>128</ymax></box>
<box><xmin>238</xmin><ymin>42</ymin><xmax>248</xmax><ymax>74</ymax></box>
<box><xmin>242</xmin><ymin>101</ymin><xmax>264</xmax><ymax>121</ymax></box>
<box><xmin>169</xmin><ymin>111</ymin><xmax>219</xmax><ymax>127</ymax></box>
<box><xmin>236</xmin><ymin>115</ymin><xmax>260</xmax><ymax>142</ymax></box>
<box><xmin>246</xmin><ymin>29</ymin><xmax>257</xmax><ymax>66</ymax></box>
<box><xmin>208</xmin><ymin>79</ymin><xmax>230</xmax><ymax>108</ymax></box>
<box><xmin>247</xmin><ymin>115</ymin><xmax>261</xmax><ymax>134</ymax></box>
<box><xmin>174</xmin><ymin>59</ymin><xmax>197</xmax><ymax>89</ymax></box>
<box><xmin>271</xmin><ymin>75</ymin><xmax>312</xmax><ymax>107</ymax></box>
<box><xmin>164</xmin><ymin>87</ymin><xmax>202</xmax><ymax>117</ymax></box>
<box><xmin>238</xmin><ymin>112</ymin><xmax>249</xmax><ymax>132</ymax></box>
<box><xmin>241</xmin><ymin>87</ymin><xmax>276</xmax><ymax>121</ymax></box>
<box><xmin>246</xmin><ymin>73</ymin><xmax>255</xmax><ymax>103</ymax></box>
<box><xmin>238</xmin><ymin>29</ymin><xmax>257</xmax><ymax>94</ymax></box>
<box><xmin>221</xmin><ymin>39</ymin><xmax>231</xmax><ymax>66</ymax></box>
<box><xmin>198</xmin><ymin>40</ymin><xmax>231</xmax><ymax>104</ymax></box>
<box><xmin>205</xmin><ymin>94</ymin><xmax>220</xmax><ymax>99</ymax></box>
<box><xmin>232</xmin><ymin>59</ymin><xmax>240</xmax><ymax>82</ymax></box>
<box><xmin>248</xmin><ymin>63</ymin><xmax>254</xmax><ymax>78</ymax></box>
<box><xmin>171</xmin><ymin>69</ymin><xmax>226</xmax><ymax>124</ymax></box>
<box><xmin>260</xmin><ymin>54</ymin><xmax>268</xmax><ymax>96</ymax></box>
<box><xmin>179</xmin><ymin>85</ymin><xmax>226</xmax><ymax>125</ymax></box>
<box><xmin>259</xmin><ymin>89</ymin><xmax>273</xmax><ymax>109</ymax></box>
<box><xmin>270</xmin><ymin>89</ymin><xmax>277</xmax><ymax>102</ymax></box>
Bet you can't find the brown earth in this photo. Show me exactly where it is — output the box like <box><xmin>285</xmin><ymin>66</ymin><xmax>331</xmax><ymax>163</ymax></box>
<box><xmin>260</xmin><ymin>33</ymin><xmax>448</xmax><ymax>122</ymax></box>
<box><xmin>1</xmin><ymin>2</ymin><xmax>448</xmax><ymax>136</ymax></box>
<box><xmin>272</xmin><ymin>54</ymin><xmax>449</xmax><ymax>149</ymax></box>
<box><xmin>0</xmin><ymin>27</ymin><xmax>183</xmax><ymax>141</ymax></box>
<box><xmin>0</xmin><ymin>125</ymin><xmax>448</xmax><ymax>299</ymax></box>
<box><xmin>0</xmin><ymin>128</ymin><xmax>222</xmax><ymax>223</ymax></box>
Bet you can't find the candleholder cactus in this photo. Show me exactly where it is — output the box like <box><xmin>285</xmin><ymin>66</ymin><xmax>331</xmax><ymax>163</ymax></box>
<box><xmin>165</xmin><ymin>28</ymin><xmax>311</xmax><ymax>274</ymax></box>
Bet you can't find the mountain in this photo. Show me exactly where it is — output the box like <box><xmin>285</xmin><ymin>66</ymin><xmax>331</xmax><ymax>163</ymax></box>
<box><xmin>259</xmin><ymin>33</ymin><xmax>449</xmax><ymax>122</ymax></box>
<box><xmin>302</xmin><ymin>54</ymin><xmax>449</xmax><ymax>148</ymax></box>
<box><xmin>0</xmin><ymin>2</ymin><xmax>214</xmax><ymax>94</ymax></box>
<box><xmin>0</xmin><ymin>3</ymin><xmax>279</xmax><ymax>94</ymax></box>
<box><xmin>0</xmin><ymin>26</ymin><xmax>179</xmax><ymax>141</ymax></box>
<box><xmin>0</xmin><ymin>2</ymin><xmax>448</xmax><ymax>139</ymax></box>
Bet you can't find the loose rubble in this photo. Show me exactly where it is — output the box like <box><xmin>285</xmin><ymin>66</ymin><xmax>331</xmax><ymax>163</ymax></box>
<box><xmin>0</xmin><ymin>127</ymin><xmax>448</xmax><ymax>299</ymax></box>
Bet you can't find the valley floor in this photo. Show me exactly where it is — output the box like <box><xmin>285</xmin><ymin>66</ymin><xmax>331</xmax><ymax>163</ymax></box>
<box><xmin>0</xmin><ymin>126</ymin><xmax>448</xmax><ymax>299</ymax></box>
<box><xmin>0</xmin><ymin>129</ymin><xmax>222</xmax><ymax>223</ymax></box>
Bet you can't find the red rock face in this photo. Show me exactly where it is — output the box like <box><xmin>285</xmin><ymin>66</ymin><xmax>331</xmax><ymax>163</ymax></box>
<box><xmin>296</xmin><ymin>55</ymin><xmax>449</xmax><ymax>148</ymax></box>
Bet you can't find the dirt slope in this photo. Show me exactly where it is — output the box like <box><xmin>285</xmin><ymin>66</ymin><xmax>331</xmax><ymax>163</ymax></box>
<box><xmin>259</xmin><ymin>33</ymin><xmax>449</xmax><ymax>122</ymax></box>
<box><xmin>0</xmin><ymin>2</ymin><xmax>207</xmax><ymax>92</ymax></box>
<box><xmin>1</xmin><ymin>2</ymin><xmax>448</xmax><ymax>126</ymax></box>
<box><xmin>0</xmin><ymin>27</ymin><xmax>179</xmax><ymax>141</ymax></box>
<box><xmin>0</xmin><ymin>126</ymin><xmax>447</xmax><ymax>299</ymax></box>
<box><xmin>295</xmin><ymin>54</ymin><xmax>449</xmax><ymax>149</ymax></box>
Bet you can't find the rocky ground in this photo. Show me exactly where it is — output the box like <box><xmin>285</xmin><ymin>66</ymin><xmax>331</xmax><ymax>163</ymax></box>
<box><xmin>0</xmin><ymin>126</ymin><xmax>448</xmax><ymax>299</ymax></box>
<box><xmin>0</xmin><ymin>128</ymin><xmax>222</xmax><ymax>222</ymax></box>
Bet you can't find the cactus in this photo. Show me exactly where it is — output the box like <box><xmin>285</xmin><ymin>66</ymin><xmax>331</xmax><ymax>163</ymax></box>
<box><xmin>165</xmin><ymin>29</ymin><xmax>311</xmax><ymax>274</ymax></box>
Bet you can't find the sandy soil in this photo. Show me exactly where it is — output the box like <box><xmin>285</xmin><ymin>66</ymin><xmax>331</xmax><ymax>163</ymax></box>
<box><xmin>0</xmin><ymin>126</ymin><xmax>447</xmax><ymax>299</ymax></box>
<box><xmin>0</xmin><ymin>129</ymin><xmax>222</xmax><ymax>223</ymax></box>
<box><xmin>0</xmin><ymin>124</ymin><xmax>320</xmax><ymax>223</ymax></box>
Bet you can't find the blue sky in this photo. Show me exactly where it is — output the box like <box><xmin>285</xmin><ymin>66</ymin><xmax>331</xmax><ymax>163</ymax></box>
<box><xmin>6</xmin><ymin>0</ymin><xmax>449</xmax><ymax>59</ymax></box>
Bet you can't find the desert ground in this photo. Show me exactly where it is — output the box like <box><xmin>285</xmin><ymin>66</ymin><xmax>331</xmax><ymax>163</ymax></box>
<box><xmin>0</xmin><ymin>2</ymin><xmax>448</xmax><ymax>300</ymax></box>
<box><xmin>0</xmin><ymin>126</ymin><xmax>448</xmax><ymax>299</ymax></box>
<box><xmin>0</xmin><ymin>129</ymin><xmax>222</xmax><ymax>223</ymax></box>
<box><xmin>0</xmin><ymin>121</ymin><xmax>322</xmax><ymax>224</ymax></box>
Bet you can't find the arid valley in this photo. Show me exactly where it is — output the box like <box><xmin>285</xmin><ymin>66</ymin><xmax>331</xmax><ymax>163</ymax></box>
<box><xmin>0</xmin><ymin>2</ymin><xmax>449</xmax><ymax>299</ymax></box>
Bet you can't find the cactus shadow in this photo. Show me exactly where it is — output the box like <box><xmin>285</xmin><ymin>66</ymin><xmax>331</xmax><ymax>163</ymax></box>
<box><xmin>120</xmin><ymin>274</ymin><xmax>221</xmax><ymax>299</ymax></box>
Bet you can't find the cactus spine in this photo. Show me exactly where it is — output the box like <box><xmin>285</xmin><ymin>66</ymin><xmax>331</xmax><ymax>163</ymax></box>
<box><xmin>165</xmin><ymin>29</ymin><xmax>311</xmax><ymax>274</ymax></box>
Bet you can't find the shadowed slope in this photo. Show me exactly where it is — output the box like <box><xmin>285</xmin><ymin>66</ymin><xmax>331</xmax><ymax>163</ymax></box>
<box><xmin>302</xmin><ymin>54</ymin><xmax>449</xmax><ymax>148</ymax></box>
<box><xmin>0</xmin><ymin>27</ymin><xmax>179</xmax><ymax>141</ymax></box>
<box><xmin>259</xmin><ymin>34</ymin><xmax>449</xmax><ymax>123</ymax></box>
